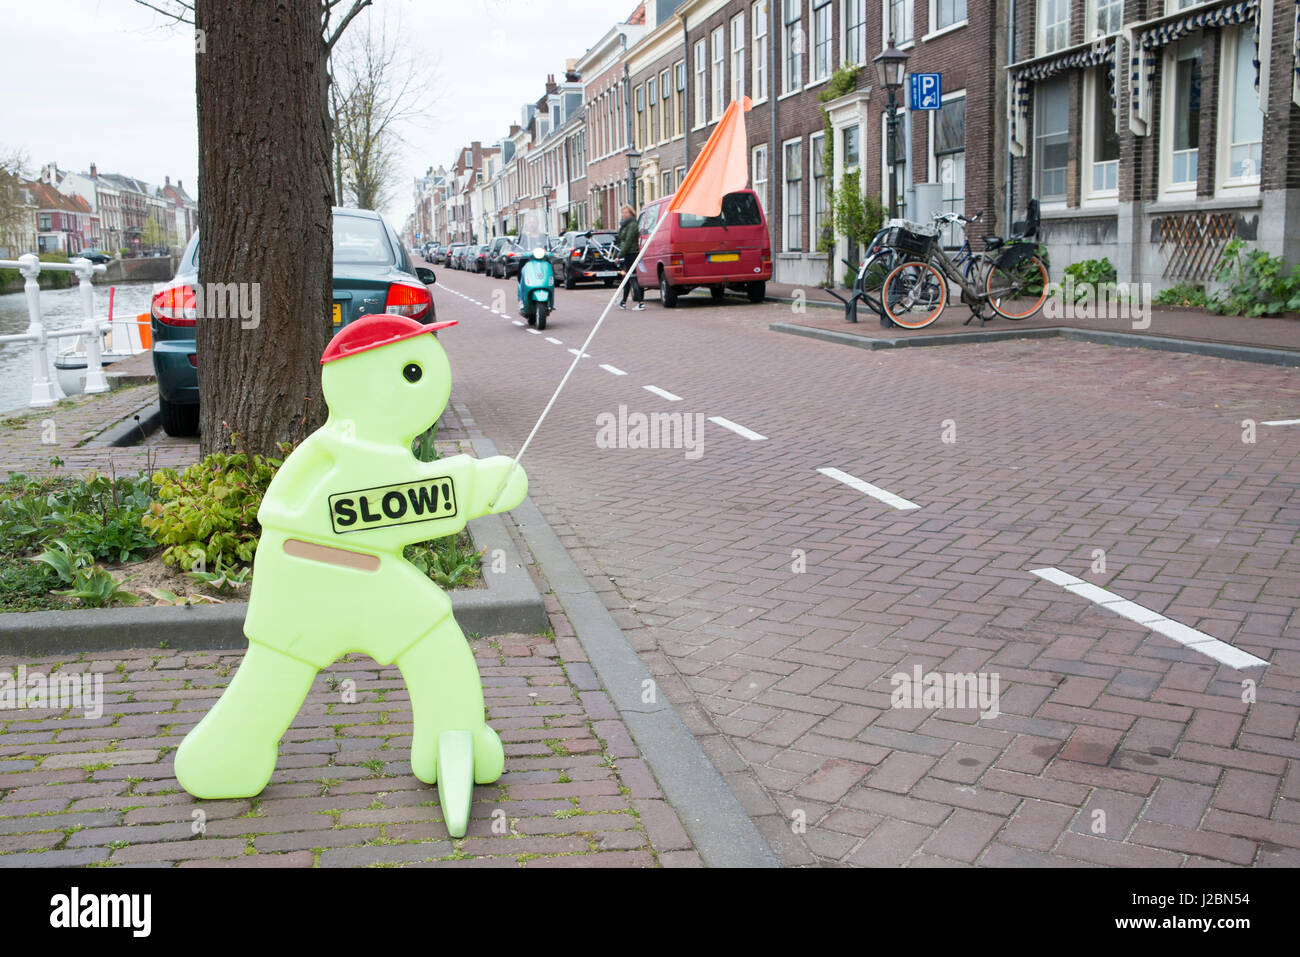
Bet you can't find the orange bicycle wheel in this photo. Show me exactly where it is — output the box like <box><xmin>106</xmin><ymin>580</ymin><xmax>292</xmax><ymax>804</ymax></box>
<box><xmin>882</xmin><ymin>261</ymin><xmax>947</xmax><ymax>329</ymax></box>
<box><xmin>986</xmin><ymin>255</ymin><xmax>1048</xmax><ymax>320</ymax></box>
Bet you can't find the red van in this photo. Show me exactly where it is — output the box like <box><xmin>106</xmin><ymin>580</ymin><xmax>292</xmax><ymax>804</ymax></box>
<box><xmin>634</xmin><ymin>189</ymin><xmax>772</xmax><ymax>308</ymax></box>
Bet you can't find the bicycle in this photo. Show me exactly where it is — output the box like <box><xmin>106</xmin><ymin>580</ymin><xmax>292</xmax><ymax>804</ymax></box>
<box><xmin>826</xmin><ymin>223</ymin><xmax>903</xmax><ymax>326</ymax></box>
<box><xmin>878</xmin><ymin>211</ymin><xmax>1049</xmax><ymax>329</ymax></box>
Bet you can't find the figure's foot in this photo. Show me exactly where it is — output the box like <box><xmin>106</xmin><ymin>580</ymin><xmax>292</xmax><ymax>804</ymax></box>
<box><xmin>175</xmin><ymin>723</ymin><xmax>278</xmax><ymax>799</ymax></box>
<box><xmin>437</xmin><ymin>730</ymin><xmax>475</xmax><ymax>839</ymax></box>
<box><xmin>473</xmin><ymin>724</ymin><xmax>505</xmax><ymax>784</ymax></box>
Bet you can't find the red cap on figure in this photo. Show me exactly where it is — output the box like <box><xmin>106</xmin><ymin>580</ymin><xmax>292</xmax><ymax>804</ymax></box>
<box><xmin>321</xmin><ymin>314</ymin><xmax>457</xmax><ymax>364</ymax></box>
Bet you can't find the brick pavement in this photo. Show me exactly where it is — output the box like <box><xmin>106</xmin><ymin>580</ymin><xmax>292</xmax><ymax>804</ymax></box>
<box><xmin>0</xmin><ymin>632</ymin><xmax>698</xmax><ymax>867</ymax></box>
<box><xmin>0</xmin><ymin>383</ymin><xmax>197</xmax><ymax>477</ymax></box>
<box><xmin>431</xmin><ymin>267</ymin><xmax>1300</xmax><ymax>867</ymax></box>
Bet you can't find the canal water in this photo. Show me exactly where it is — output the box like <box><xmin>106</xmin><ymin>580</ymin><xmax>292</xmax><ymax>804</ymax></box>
<box><xmin>0</xmin><ymin>282</ymin><xmax>155</xmax><ymax>414</ymax></box>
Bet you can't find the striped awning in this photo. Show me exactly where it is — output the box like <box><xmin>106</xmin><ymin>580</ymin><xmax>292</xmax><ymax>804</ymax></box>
<box><xmin>1130</xmin><ymin>0</ymin><xmax>1262</xmax><ymax>135</ymax></box>
<box><xmin>1009</xmin><ymin>38</ymin><xmax>1118</xmax><ymax>157</ymax></box>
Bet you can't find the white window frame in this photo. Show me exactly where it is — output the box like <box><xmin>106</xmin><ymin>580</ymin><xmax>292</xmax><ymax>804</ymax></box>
<box><xmin>926</xmin><ymin>0</ymin><xmax>967</xmax><ymax>41</ymax></box>
<box><xmin>810</xmin><ymin>130</ymin><xmax>828</xmax><ymax>246</ymax></box>
<box><xmin>883</xmin><ymin>0</ymin><xmax>915</xmax><ymax>48</ymax></box>
<box><xmin>675</xmin><ymin>60</ymin><xmax>687</xmax><ymax>139</ymax></box>
<box><xmin>731</xmin><ymin>13</ymin><xmax>746</xmax><ymax>104</ymax></box>
<box><xmin>843</xmin><ymin>0</ymin><xmax>867</xmax><ymax>65</ymax></box>
<box><xmin>1037</xmin><ymin>0</ymin><xmax>1069</xmax><ymax>56</ymax></box>
<box><xmin>753</xmin><ymin>1</ymin><xmax>769</xmax><ymax>103</ymax></box>
<box><xmin>928</xmin><ymin>89</ymin><xmax>967</xmax><ymax>246</ymax></box>
<box><xmin>1081</xmin><ymin>69</ymin><xmax>1119</xmax><ymax>207</ymax></box>
<box><xmin>782</xmin><ymin>136</ymin><xmax>804</xmax><ymax>252</ymax></box>
<box><xmin>1034</xmin><ymin>76</ymin><xmax>1069</xmax><ymax>208</ymax></box>
<box><xmin>647</xmin><ymin>75</ymin><xmax>658</xmax><ymax>146</ymax></box>
<box><xmin>753</xmin><ymin>143</ymin><xmax>770</xmax><ymax>212</ymax></box>
<box><xmin>1159</xmin><ymin>36</ymin><xmax>1202</xmax><ymax>200</ymax></box>
<box><xmin>1166</xmin><ymin>0</ymin><xmax>1206</xmax><ymax>13</ymax></box>
<box><xmin>660</xmin><ymin>69</ymin><xmax>672</xmax><ymax>141</ymax></box>
<box><xmin>1089</xmin><ymin>0</ymin><xmax>1123</xmax><ymax>39</ymax></box>
<box><xmin>811</xmin><ymin>0</ymin><xmax>833</xmax><ymax>83</ymax></box>
<box><xmin>880</xmin><ymin>106</ymin><xmax>908</xmax><ymax>216</ymax></box>
<box><xmin>843</xmin><ymin>123</ymin><xmax>861</xmax><ymax>172</ymax></box>
<box><xmin>694</xmin><ymin>39</ymin><xmax>708</xmax><ymax>129</ymax></box>
<box><xmin>1216</xmin><ymin>24</ymin><xmax>1263</xmax><ymax>195</ymax></box>
<box><xmin>711</xmin><ymin>26</ymin><xmax>726</xmax><ymax>120</ymax></box>
<box><xmin>782</xmin><ymin>0</ymin><xmax>803</xmax><ymax>96</ymax></box>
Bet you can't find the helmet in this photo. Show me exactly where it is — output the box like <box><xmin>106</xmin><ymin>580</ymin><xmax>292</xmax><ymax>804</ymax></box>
<box><xmin>532</xmin><ymin>247</ymin><xmax>546</xmax><ymax>259</ymax></box>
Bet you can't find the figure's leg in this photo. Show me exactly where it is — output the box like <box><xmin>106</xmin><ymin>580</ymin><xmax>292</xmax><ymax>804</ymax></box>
<box><xmin>174</xmin><ymin>641</ymin><xmax>318</xmax><ymax>799</ymax></box>
<box><xmin>395</xmin><ymin>618</ymin><xmax>504</xmax><ymax>787</ymax></box>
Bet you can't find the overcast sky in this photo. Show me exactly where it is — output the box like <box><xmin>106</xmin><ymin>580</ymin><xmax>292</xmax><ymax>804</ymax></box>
<box><xmin>2</xmin><ymin>0</ymin><xmax>623</xmax><ymax>225</ymax></box>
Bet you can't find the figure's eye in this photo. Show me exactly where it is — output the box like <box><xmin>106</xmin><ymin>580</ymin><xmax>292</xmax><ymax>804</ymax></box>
<box><xmin>403</xmin><ymin>363</ymin><xmax>422</xmax><ymax>383</ymax></box>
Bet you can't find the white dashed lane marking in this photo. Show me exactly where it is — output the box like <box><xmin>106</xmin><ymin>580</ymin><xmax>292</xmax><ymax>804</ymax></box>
<box><xmin>600</xmin><ymin>364</ymin><xmax>627</xmax><ymax>376</ymax></box>
<box><xmin>1262</xmin><ymin>418</ymin><xmax>1300</xmax><ymax>426</ymax></box>
<box><xmin>568</xmin><ymin>349</ymin><xmax>591</xmax><ymax>358</ymax></box>
<box><xmin>545</xmin><ymin>337</ymin><xmax>563</xmax><ymax>345</ymax></box>
<box><xmin>1029</xmin><ymin>568</ymin><xmax>1269</xmax><ymax>670</ymax></box>
<box><xmin>816</xmin><ymin>467</ymin><xmax>916</xmax><ymax>508</ymax></box>
<box><xmin>643</xmin><ymin>385</ymin><xmax>682</xmax><ymax>402</ymax></box>
<box><xmin>709</xmin><ymin>416</ymin><xmax>768</xmax><ymax>442</ymax></box>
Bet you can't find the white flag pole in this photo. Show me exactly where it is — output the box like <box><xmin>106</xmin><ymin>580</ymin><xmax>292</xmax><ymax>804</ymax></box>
<box><xmin>486</xmin><ymin>209</ymin><xmax>671</xmax><ymax>510</ymax></box>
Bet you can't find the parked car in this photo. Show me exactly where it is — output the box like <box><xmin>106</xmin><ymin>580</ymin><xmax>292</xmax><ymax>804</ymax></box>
<box><xmin>73</xmin><ymin>249</ymin><xmax>113</xmax><ymax>264</ymax></box>
<box><xmin>548</xmin><ymin>230</ymin><xmax>623</xmax><ymax>288</ymax></box>
<box><xmin>635</xmin><ymin>189</ymin><xmax>771</xmax><ymax>307</ymax></box>
<box><xmin>429</xmin><ymin>243</ymin><xmax>448</xmax><ymax>265</ymax></box>
<box><xmin>490</xmin><ymin>240</ymin><xmax>526</xmax><ymax>279</ymax></box>
<box><xmin>445</xmin><ymin>242</ymin><xmax>467</xmax><ymax>269</ymax></box>
<box><xmin>472</xmin><ymin>245</ymin><xmax>491</xmax><ymax>273</ymax></box>
<box><xmin>150</xmin><ymin>207</ymin><xmax>436</xmax><ymax>437</ymax></box>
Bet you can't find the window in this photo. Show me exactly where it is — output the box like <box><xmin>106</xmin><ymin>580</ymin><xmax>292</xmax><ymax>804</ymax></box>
<box><xmin>753</xmin><ymin>144</ymin><xmax>769</xmax><ymax>211</ymax></box>
<box><xmin>811</xmin><ymin>132</ymin><xmax>828</xmax><ymax>244</ymax></box>
<box><xmin>675</xmin><ymin>61</ymin><xmax>687</xmax><ymax>135</ymax></box>
<box><xmin>783</xmin><ymin>0</ymin><xmax>802</xmax><ymax>94</ymax></box>
<box><xmin>1091</xmin><ymin>0</ymin><xmax>1121</xmax><ymax>37</ymax></box>
<box><xmin>711</xmin><ymin>27</ymin><xmax>726</xmax><ymax>119</ymax></box>
<box><xmin>680</xmin><ymin>192</ymin><xmax>765</xmax><ymax>227</ymax></box>
<box><xmin>1219</xmin><ymin>26</ymin><xmax>1262</xmax><ymax>187</ymax></box>
<box><xmin>694</xmin><ymin>39</ymin><xmax>707</xmax><ymax>126</ymax></box>
<box><xmin>635</xmin><ymin>84</ymin><xmax>645</xmax><ymax>148</ymax></box>
<box><xmin>731</xmin><ymin>14</ymin><xmax>746</xmax><ymax>104</ymax></box>
<box><xmin>1037</xmin><ymin>0</ymin><xmax>1068</xmax><ymax>55</ymax></box>
<box><xmin>784</xmin><ymin>139</ymin><xmax>803</xmax><ymax>251</ymax></box>
<box><xmin>1085</xmin><ymin>69</ymin><xmax>1119</xmax><ymax>199</ymax></box>
<box><xmin>648</xmin><ymin>76</ymin><xmax>658</xmax><ymax>144</ymax></box>
<box><xmin>812</xmin><ymin>0</ymin><xmax>832</xmax><ymax>82</ymax></box>
<box><xmin>843</xmin><ymin>124</ymin><xmax>861</xmax><ymax>169</ymax></box>
<box><xmin>928</xmin><ymin>94</ymin><xmax>965</xmax><ymax>246</ymax></box>
<box><xmin>883</xmin><ymin>108</ymin><xmax>907</xmax><ymax>216</ymax></box>
<box><xmin>753</xmin><ymin>1</ymin><xmax>769</xmax><ymax>101</ymax></box>
<box><xmin>1163</xmin><ymin>37</ymin><xmax>1201</xmax><ymax>192</ymax></box>
<box><xmin>661</xmin><ymin>70</ymin><xmax>671</xmax><ymax>140</ymax></box>
<box><xmin>935</xmin><ymin>0</ymin><xmax>966</xmax><ymax>31</ymax></box>
<box><xmin>885</xmin><ymin>0</ymin><xmax>914</xmax><ymax>45</ymax></box>
<box><xmin>676</xmin><ymin>166</ymin><xmax>686</xmax><ymax>190</ymax></box>
<box><xmin>663</xmin><ymin>170</ymin><xmax>673</xmax><ymax>196</ymax></box>
<box><xmin>1035</xmin><ymin>77</ymin><xmax>1069</xmax><ymax>203</ymax></box>
<box><xmin>38</xmin><ymin>213</ymin><xmax>51</xmax><ymax>231</ymax></box>
<box><xmin>845</xmin><ymin>0</ymin><xmax>867</xmax><ymax>64</ymax></box>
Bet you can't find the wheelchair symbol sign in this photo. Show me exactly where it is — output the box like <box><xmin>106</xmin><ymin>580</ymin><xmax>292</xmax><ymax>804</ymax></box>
<box><xmin>910</xmin><ymin>73</ymin><xmax>941</xmax><ymax>110</ymax></box>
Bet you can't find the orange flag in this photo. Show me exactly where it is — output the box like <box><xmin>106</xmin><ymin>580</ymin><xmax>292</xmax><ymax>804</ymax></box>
<box><xmin>668</xmin><ymin>96</ymin><xmax>753</xmax><ymax>217</ymax></box>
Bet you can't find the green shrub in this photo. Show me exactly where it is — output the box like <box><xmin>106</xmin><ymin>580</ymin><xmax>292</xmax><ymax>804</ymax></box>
<box><xmin>37</xmin><ymin>251</ymin><xmax>73</xmax><ymax>289</ymax></box>
<box><xmin>1154</xmin><ymin>282</ymin><xmax>1208</xmax><ymax>307</ymax></box>
<box><xmin>0</xmin><ymin>471</ymin><xmax>155</xmax><ymax>562</ymax></box>
<box><xmin>142</xmin><ymin>444</ymin><xmax>285</xmax><ymax>571</ymax></box>
<box><xmin>32</xmin><ymin>539</ymin><xmax>139</xmax><ymax>608</ymax></box>
<box><xmin>1209</xmin><ymin>238</ymin><xmax>1300</xmax><ymax>316</ymax></box>
<box><xmin>1062</xmin><ymin>258</ymin><xmax>1117</xmax><ymax>301</ymax></box>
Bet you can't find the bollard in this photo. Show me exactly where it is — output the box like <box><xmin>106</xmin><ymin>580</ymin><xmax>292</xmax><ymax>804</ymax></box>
<box><xmin>73</xmin><ymin>257</ymin><xmax>109</xmax><ymax>394</ymax></box>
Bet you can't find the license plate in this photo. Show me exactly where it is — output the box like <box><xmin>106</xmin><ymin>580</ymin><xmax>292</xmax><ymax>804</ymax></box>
<box><xmin>708</xmin><ymin>253</ymin><xmax>739</xmax><ymax>263</ymax></box>
<box><xmin>331</xmin><ymin>303</ymin><xmax>342</xmax><ymax>326</ymax></box>
<box><xmin>595</xmin><ymin>271</ymin><xmax>618</xmax><ymax>277</ymax></box>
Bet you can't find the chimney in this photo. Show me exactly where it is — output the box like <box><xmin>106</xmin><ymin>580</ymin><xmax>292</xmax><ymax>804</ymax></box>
<box><xmin>165</xmin><ymin>175</ymin><xmax>171</xmax><ymax>186</ymax></box>
<box><xmin>89</xmin><ymin>163</ymin><xmax>97</xmax><ymax>177</ymax></box>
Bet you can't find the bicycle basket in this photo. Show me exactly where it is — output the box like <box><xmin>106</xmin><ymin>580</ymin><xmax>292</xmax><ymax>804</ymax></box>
<box><xmin>883</xmin><ymin>219</ymin><xmax>938</xmax><ymax>257</ymax></box>
<box><xmin>993</xmin><ymin>242</ymin><xmax>1037</xmax><ymax>270</ymax></box>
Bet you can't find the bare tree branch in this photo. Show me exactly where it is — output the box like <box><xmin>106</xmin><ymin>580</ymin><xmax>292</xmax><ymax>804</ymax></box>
<box><xmin>131</xmin><ymin>0</ymin><xmax>194</xmax><ymax>25</ymax></box>
<box><xmin>326</xmin><ymin>0</ymin><xmax>372</xmax><ymax>53</ymax></box>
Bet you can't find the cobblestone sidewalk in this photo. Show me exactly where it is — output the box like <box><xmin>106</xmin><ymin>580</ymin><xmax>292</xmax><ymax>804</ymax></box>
<box><xmin>0</xmin><ymin>632</ymin><xmax>699</xmax><ymax>867</ymax></box>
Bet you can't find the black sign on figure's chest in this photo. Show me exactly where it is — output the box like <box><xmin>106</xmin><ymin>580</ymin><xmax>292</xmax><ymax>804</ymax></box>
<box><xmin>328</xmin><ymin>476</ymin><xmax>458</xmax><ymax>534</ymax></box>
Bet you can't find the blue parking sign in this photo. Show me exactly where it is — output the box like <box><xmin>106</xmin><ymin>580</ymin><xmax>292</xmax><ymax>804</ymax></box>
<box><xmin>910</xmin><ymin>73</ymin><xmax>941</xmax><ymax>110</ymax></box>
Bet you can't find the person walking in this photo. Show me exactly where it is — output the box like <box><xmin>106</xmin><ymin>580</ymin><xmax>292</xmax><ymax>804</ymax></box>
<box><xmin>615</xmin><ymin>205</ymin><xmax>645</xmax><ymax>310</ymax></box>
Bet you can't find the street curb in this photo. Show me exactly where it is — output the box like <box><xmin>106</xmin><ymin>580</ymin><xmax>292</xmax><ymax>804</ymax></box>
<box><xmin>0</xmin><ymin>510</ymin><xmax>547</xmax><ymax>656</ymax></box>
<box><xmin>85</xmin><ymin>397</ymin><xmax>162</xmax><ymax>448</ymax></box>
<box><xmin>460</xmin><ymin>414</ymin><xmax>780</xmax><ymax>869</ymax></box>
<box><xmin>769</xmin><ymin>321</ymin><xmax>1300</xmax><ymax>366</ymax></box>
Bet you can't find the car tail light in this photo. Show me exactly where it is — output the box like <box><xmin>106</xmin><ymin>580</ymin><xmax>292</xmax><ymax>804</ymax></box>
<box><xmin>571</xmin><ymin>249</ymin><xmax>582</xmax><ymax>258</ymax></box>
<box><xmin>187</xmin><ymin>354</ymin><xmax>197</xmax><ymax>367</ymax></box>
<box><xmin>384</xmin><ymin>281</ymin><xmax>431</xmax><ymax>321</ymax></box>
<box><xmin>670</xmin><ymin>254</ymin><xmax>683</xmax><ymax>269</ymax></box>
<box><xmin>152</xmin><ymin>284</ymin><xmax>197</xmax><ymax>326</ymax></box>
<box><xmin>761</xmin><ymin>248</ymin><xmax>772</xmax><ymax>265</ymax></box>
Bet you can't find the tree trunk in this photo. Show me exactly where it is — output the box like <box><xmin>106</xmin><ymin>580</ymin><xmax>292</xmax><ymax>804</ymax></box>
<box><xmin>195</xmin><ymin>0</ymin><xmax>333</xmax><ymax>456</ymax></box>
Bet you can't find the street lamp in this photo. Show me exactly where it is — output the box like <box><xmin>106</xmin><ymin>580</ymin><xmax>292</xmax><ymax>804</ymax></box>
<box><xmin>626</xmin><ymin>149</ymin><xmax>641</xmax><ymax>211</ymax></box>
<box><xmin>541</xmin><ymin>182</ymin><xmax>552</xmax><ymax>241</ymax></box>
<box><xmin>873</xmin><ymin>38</ymin><xmax>909</xmax><ymax>221</ymax></box>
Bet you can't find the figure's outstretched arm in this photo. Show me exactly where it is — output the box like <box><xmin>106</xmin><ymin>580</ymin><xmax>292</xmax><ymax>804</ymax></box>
<box><xmin>459</xmin><ymin>454</ymin><xmax>527</xmax><ymax>518</ymax></box>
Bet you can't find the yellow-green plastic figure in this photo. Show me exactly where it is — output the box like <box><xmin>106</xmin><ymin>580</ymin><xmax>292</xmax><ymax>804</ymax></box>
<box><xmin>174</xmin><ymin>314</ymin><xmax>527</xmax><ymax>838</ymax></box>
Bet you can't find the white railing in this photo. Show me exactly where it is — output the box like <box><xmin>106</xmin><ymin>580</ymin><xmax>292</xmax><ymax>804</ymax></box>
<box><xmin>0</xmin><ymin>253</ymin><xmax>113</xmax><ymax>406</ymax></box>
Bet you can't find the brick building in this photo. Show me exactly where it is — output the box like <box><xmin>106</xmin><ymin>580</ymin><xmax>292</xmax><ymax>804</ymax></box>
<box><xmin>577</xmin><ymin>9</ymin><xmax>647</xmax><ymax>229</ymax></box>
<box><xmin>628</xmin><ymin>1</ymin><xmax>691</xmax><ymax>210</ymax></box>
<box><xmin>1006</xmin><ymin>0</ymin><xmax>1300</xmax><ymax>288</ymax></box>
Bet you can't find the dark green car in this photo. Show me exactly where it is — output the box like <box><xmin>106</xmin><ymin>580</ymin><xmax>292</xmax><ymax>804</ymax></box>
<box><xmin>151</xmin><ymin>208</ymin><xmax>437</xmax><ymax>436</ymax></box>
